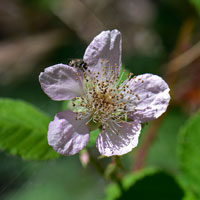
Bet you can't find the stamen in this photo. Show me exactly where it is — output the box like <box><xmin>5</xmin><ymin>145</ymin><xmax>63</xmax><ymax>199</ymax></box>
<box><xmin>72</xmin><ymin>61</ymin><xmax>138</xmax><ymax>134</ymax></box>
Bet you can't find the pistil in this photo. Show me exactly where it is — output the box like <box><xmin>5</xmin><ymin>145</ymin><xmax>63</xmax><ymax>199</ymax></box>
<box><xmin>72</xmin><ymin>62</ymin><xmax>142</xmax><ymax>132</ymax></box>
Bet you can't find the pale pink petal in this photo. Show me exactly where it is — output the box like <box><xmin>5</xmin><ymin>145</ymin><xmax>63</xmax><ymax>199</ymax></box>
<box><xmin>39</xmin><ymin>64</ymin><xmax>84</xmax><ymax>101</ymax></box>
<box><xmin>97</xmin><ymin>121</ymin><xmax>141</xmax><ymax>156</ymax></box>
<box><xmin>83</xmin><ymin>29</ymin><xmax>122</xmax><ymax>73</ymax></box>
<box><xmin>126</xmin><ymin>73</ymin><xmax>170</xmax><ymax>122</ymax></box>
<box><xmin>48</xmin><ymin>110</ymin><xmax>90</xmax><ymax>156</ymax></box>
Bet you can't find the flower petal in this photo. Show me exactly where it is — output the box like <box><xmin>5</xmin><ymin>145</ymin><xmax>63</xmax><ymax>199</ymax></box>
<box><xmin>48</xmin><ymin>110</ymin><xmax>90</xmax><ymax>156</ymax></box>
<box><xmin>97</xmin><ymin>121</ymin><xmax>141</xmax><ymax>156</ymax></box>
<box><xmin>83</xmin><ymin>29</ymin><xmax>122</xmax><ymax>73</ymax></box>
<box><xmin>39</xmin><ymin>64</ymin><xmax>84</xmax><ymax>101</ymax></box>
<box><xmin>126</xmin><ymin>73</ymin><xmax>170</xmax><ymax>122</ymax></box>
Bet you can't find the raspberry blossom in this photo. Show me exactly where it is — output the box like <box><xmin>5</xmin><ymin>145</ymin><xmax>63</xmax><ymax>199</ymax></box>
<box><xmin>39</xmin><ymin>30</ymin><xmax>170</xmax><ymax>157</ymax></box>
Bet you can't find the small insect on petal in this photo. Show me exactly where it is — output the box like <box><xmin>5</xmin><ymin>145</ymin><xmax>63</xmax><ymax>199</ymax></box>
<box><xmin>39</xmin><ymin>29</ymin><xmax>170</xmax><ymax>157</ymax></box>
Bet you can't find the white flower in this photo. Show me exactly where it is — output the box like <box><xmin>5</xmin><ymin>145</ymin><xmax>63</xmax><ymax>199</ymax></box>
<box><xmin>39</xmin><ymin>30</ymin><xmax>170</xmax><ymax>157</ymax></box>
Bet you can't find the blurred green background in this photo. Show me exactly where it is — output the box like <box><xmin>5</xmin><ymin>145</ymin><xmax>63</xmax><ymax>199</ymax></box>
<box><xmin>0</xmin><ymin>0</ymin><xmax>200</xmax><ymax>199</ymax></box>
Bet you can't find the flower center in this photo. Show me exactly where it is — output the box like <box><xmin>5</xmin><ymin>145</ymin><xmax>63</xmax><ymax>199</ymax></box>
<box><xmin>72</xmin><ymin>61</ymin><xmax>139</xmax><ymax>130</ymax></box>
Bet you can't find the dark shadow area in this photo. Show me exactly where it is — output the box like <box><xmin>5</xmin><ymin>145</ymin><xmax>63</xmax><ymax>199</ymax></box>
<box><xmin>117</xmin><ymin>172</ymin><xmax>184</xmax><ymax>200</ymax></box>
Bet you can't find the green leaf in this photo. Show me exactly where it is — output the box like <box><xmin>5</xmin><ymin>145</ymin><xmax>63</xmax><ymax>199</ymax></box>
<box><xmin>182</xmin><ymin>188</ymin><xmax>196</xmax><ymax>200</ymax></box>
<box><xmin>147</xmin><ymin>107</ymin><xmax>187</xmax><ymax>171</ymax></box>
<box><xmin>0</xmin><ymin>98</ymin><xmax>59</xmax><ymax>160</ymax></box>
<box><xmin>190</xmin><ymin>0</ymin><xmax>200</xmax><ymax>14</ymax></box>
<box><xmin>178</xmin><ymin>109</ymin><xmax>200</xmax><ymax>197</ymax></box>
<box><xmin>105</xmin><ymin>168</ymin><xmax>184</xmax><ymax>200</ymax></box>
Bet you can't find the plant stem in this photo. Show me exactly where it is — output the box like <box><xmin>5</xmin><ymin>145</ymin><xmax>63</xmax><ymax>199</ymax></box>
<box><xmin>87</xmin><ymin>149</ymin><xmax>125</xmax><ymax>193</ymax></box>
<box><xmin>87</xmin><ymin>148</ymin><xmax>105</xmax><ymax>176</ymax></box>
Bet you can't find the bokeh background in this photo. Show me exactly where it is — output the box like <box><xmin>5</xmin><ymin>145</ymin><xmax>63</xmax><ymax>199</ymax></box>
<box><xmin>0</xmin><ymin>0</ymin><xmax>200</xmax><ymax>199</ymax></box>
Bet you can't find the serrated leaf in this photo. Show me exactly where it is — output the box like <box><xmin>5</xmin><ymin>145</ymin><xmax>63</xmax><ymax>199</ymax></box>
<box><xmin>0</xmin><ymin>98</ymin><xmax>59</xmax><ymax>160</ymax></box>
<box><xmin>105</xmin><ymin>168</ymin><xmax>184</xmax><ymax>200</ymax></box>
<box><xmin>178</xmin><ymin>109</ymin><xmax>200</xmax><ymax>197</ymax></box>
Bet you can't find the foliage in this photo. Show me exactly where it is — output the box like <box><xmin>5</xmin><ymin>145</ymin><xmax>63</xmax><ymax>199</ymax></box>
<box><xmin>0</xmin><ymin>98</ymin><xmax>59</xmax><ymax>160</ymax></box>
<box><xmin>147</xmin><ymin>107</ymin><xmax>187</xmax><ymax>170</ymax></box>
<box><xmin>190</xmin><ymin>0</ymin><xmax>200</xmax><ymax>14</ymax></box>
<box><xmin>1</xmin><ymin>0</ymin><xmax>200</xmax><ymax>198</ymax></box>
<box><xmin>179</xmin><ymin>109</ymin><xmax>200</xmax><ymax>198</ymax></box>
<box><xmin>105</xmin><ymin>168</ymin><xmax>184</xmax><ymax>200</ymax></box>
